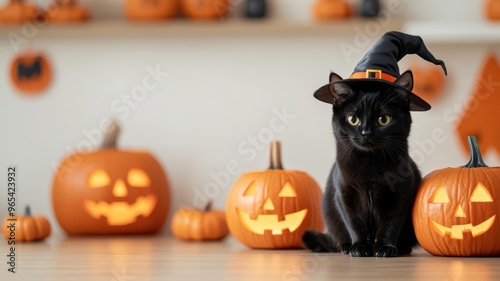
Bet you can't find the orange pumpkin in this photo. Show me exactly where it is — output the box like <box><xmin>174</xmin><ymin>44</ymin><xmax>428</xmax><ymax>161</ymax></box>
<box><xmin>312</xmin><ymin>0</ymin><xmax>352</xmax><ymax>21</ymax></box>
<box><xmin>226</xmin><ymin>141</ymin><xmax>323</xmax><ymax>249</ymax></box>
<box><xmin>2</xmin><ymin>206</ymin><xmax>51</xmax><ymax>242</ymax></box>
<box><xmin>485</xmin><ymin>0</ymin><xmax>500</xmax><ymax>20</ymax></box>
<box><xmin>181</xmin><ymin>0</ymin><xmax>230</xmax><ymax>20</ymax></box>
<box><xmin>52</xmin><ymin>121</ymin><xmax>170</xmax><ymax>235</ymax></box>
<box><xmin>411</xmin><ymin>64</ymin><xmax>446</xmax><ymax>102</ymax></box>
<box><xmin>125</xmin><ymin>0</ymin><xmax>179</xmax><ymax>21</ymax></box>
<box><xmin>0</xmin><ymin>0</ymin><xmax>37</xmax><ymax>24</ymax></box>
<box><xmin>172</xmin><ymin>202</ymin><xmax>228</xmax><ymax>241</ymax></box>
<box><xmin>9</xmin><ymin>48</ymin><xmax>52</xmax><ymax>95</ymax></box>
<box><xmin>47</xmin><ymin>0</ymin><xmax>90</xmax><ymax>23</ymax></box>
<box><xmin>413</xmin><ymin>136</ymin><xmax>500</xmax><ymax>256</ymax></box>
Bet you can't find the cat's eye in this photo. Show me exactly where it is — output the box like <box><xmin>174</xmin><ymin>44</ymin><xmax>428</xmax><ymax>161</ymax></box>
<box><xmin>377</xmin><ymin>115</ymin><xmax>391</xmax><ymax>126</ymax></box>
<box><xmin>346</xmin><ymin>115</ymin><xmax>360</xmax><ymax>126</ymax></box>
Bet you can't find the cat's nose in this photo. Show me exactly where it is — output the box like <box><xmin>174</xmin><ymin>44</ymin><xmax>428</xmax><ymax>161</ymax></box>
<box><xmin>362</xmin><ymin>129</ymin><xmax>373</xmax><ymax>139</ymax></box>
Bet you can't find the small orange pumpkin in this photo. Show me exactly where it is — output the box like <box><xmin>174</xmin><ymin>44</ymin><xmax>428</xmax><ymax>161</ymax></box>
<box><xmin>52</xmin><ymin>121</ymin><xmax>171</xmax><ymax>235</ymax></box>
<box><xmin>9</xmin><ymin>48</ymin><xmax>52</xmax><ymax>94</ymax></box>
<box><xmin>47</xmin><ymin>0</ymin><xmax>90</xmax><ymax>23</ymax></box>
<box><xmin>181</xmin><ymin>0</ymin><xmax>230</xmax><ymax>20</ymax></box>
<box><xmin>411</xmin><ymin>64</ymin><xmax>446</xmax><ymax>102</ymax></box>
<box><xmin>125</xmin><ymin>0</ymin><xmax>179</xmax><ymax>21</ymax></box>
<box><xmin>226</xmin><ymin>141</ymin><xmax>323</xmax><ymax>249</ymax></box>
<box><xmin>0</xmin><ymin>0</ymin><xmax>37</xmax><ymax>24</ymax></box>
<box><xmin>413</xmin><ymin>136</ymin><xmax>500</xmax><ymax>256</ymax></box>
<box><xmin>2</xmin><ymin>206</ymin><xmax>51</xmax><ymax>242</ymax></box>
<box><xmin>172</xmin><ymin>202</ymin><xmax>229</xmax><ymax>241</ymax></box>
<box><xmin>485</xmin><ymin>0</ymin><xmax>500</xmax><ymax>20</ymax></box>
<box><xmin>312</xmin><ymin>0</ymin><xmax>352</xmax><ymax>21</ymax></box>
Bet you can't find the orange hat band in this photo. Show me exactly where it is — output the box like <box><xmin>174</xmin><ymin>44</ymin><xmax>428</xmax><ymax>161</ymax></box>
<box><xmin>349</xmin><ymin>69</ymin><xmax>397</xmax><ymax>83</ymax></box>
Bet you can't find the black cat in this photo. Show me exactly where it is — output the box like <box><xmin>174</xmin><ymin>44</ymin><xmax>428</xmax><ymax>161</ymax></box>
<box><xmin>302</xmin><ymin>71</ymin><xmax>421</xmax><ymax>257</ymax></box>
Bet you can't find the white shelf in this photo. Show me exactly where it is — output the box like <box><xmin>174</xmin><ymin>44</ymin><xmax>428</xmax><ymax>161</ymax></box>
<box><xmin>0</xmin><ymin>19</ymin><xmax>403</xmax><ymax>39</ymax></box>
<box><xmin>404</xmin><ymin>21</ymin><xmax>500</xmax><ymax>44</ymax></box>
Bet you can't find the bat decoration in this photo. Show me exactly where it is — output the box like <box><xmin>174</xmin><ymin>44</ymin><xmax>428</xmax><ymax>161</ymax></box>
<box><xmin>9</xmin><ymin>49</ymin><xmax>52</xmax><ymax>95</ymax></box>
<box><xmin>456</xmin><ymin>53</ymin><xmax>500</xmax><ymax>157</ymax></box>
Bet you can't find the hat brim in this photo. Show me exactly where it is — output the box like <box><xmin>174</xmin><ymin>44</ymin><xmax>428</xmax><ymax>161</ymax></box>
<box><xmin>313</xmin><ymin>78</ymin><xmax>431</xmax><ymax>112</ymax></box>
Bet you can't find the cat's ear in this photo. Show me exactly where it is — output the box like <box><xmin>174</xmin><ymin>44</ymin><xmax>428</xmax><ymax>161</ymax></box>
<box><xmin>329</xmin><ymin>72</ymin><xmax>343</xmax><ymax>83</ymax></box>
<box><xmin>329</xmin><ymin>82</ymin><xmax>354</xmax><ymax>107</ymax></box>
<box><xmin>394</xmin><ymin>70</ymin><xmax>414</xmax><ymax>92</ymax></box>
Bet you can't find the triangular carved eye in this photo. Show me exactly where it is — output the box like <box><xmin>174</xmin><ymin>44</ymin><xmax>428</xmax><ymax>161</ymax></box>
<box><xmin>278</xmin><ymin>182</ymin><xmax>297</xmax><ymax>197</ymax></box>
<box><xmin>429</xmin><ymin>186</ymin><xmax>449</xmax><ymax>203</ymax></box>
<box><xmin>88</xmin><ymin>170</ymin><xmax>111</xmax><ymax>188</ymax></box>
<box><xmin>244</xmin><ymin>182</ymin><xmax>257</xmax><ymax>196</ymax></box>
<box><xmin>470</xmin><ymin>182</ymin><xmax>493</xmax><ymax>202</ymax></box>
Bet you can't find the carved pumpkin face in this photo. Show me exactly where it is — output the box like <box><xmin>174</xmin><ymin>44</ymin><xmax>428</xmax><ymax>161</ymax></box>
<box><xmin>125</xmin><ymin>0</ymin><xmax>179</xmax><ymax>21</ymax></box>
<box><xmin>9</xmin><ymin>51</ymin><xmax>52</xmax><ymax>94</ymax></box>
<box><xmin>413</xmin><ymin>136</ymin><xmax>500</xmax><ymax>256</ymax></box>
<box><xmin>411</xmin><ymin>64</ymin><xmax>446</xmax><ymax>102</ymax></box>
<box><xmin>226</xmin><ymin>142</ymin><xmax>323</xmax><ymax>249</ymax></box>
<box><xmin>52</xmin><ymin>122</ymin><xmax>170</xmax><ymax>235</ymax></box>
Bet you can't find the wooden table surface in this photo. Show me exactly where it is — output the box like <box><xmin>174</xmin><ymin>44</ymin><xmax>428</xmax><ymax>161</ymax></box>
<box><xmin>1</xmin><ymin>234</ymin><xmax>500</xmax><ymax>281</ymax></box>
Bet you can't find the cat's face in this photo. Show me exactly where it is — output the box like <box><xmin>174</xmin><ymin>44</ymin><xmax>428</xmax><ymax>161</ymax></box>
<box><xmin>332</xmin><ymin>86</ymin><xmax>412</xmax><ymax>152</ymax></box>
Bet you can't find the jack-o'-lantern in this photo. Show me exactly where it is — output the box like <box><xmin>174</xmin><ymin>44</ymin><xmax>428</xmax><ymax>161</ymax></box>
<box><xmin>312</xmin><ymin>0</ymin><xmax>352</xmax><ymax>21</ymax></box>
<box><xmin>413</xmin><ymin>136</ymin><xmax>500</xmax><ymax>256</ymax></box>
<box><xmin>485</xmin><ymin>0</ymin><xmax>500</xmax><ymax>21</ymax></box>
<box><xmin>9</xmin><ymin>48</ymin><xmax>52</xmax><ymax>95</ymax></box>
<box><xmin>125</xmin><ymin>0</ymin><xmax>179</xmax><ymax>21</ymax></box>
<box><xmin>47</xmin><ymin>0</ymin><xmax>90</xmax><ymax>23</ymax></box>
<box><xmin>52</xmin><ymin>121</ymin><xmax>170</xmax><ymax>235</ymax></box>
<box><xmin>0</xmin><ymin>0</ymin><xmax>37</xmax><ymax>24</ymax></box>
<box><xmin>411</xmin><ymin>64</ymin><xmax>446</xmax><ymax>102</ymax></box>
<box><xmin>226</xmin><ymin>141</ymin><xmax>323</xmax><ymax>249</ymax></box>
<box><xmin>181</xmin><ymin>0</ymin><xmax>230</xmax><ymax>20</ymax></box>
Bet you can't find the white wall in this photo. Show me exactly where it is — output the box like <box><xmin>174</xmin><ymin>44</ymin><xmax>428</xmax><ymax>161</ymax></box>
<box><xmin>0</xmin><ymin>0</ymin><xmax>498</xmax><ymax>235</ymax></box>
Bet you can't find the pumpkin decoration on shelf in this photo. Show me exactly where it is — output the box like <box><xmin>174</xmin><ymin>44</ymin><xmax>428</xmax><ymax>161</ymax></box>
<box><xmin>9</xmin><ymin>46</ymin><xmax>53</xmax><ymax>95</ymax></box>
<box><xmin>413</xmin><ymin>136</ymin><xmax>500</xmax><ymax>256</ymax></box>
<box><xmin>52</xmin><ymin>120</ymin><xmax>170</xmax><ymax>235</ymax></box>
<box><xmin>172</xmin><ymin>202</ymin><xmax>229</xmax><ymax>241</ymax></box>
<box><xmin>312</xmin><ymin>0</ymin><xmax>352</xmax><ymax>21</ymax></box>
<box><xmin>226</xmin><ymin>141</ymin><xmax>323</xmax><ymax>249</ymax></box>
<box><xmin>2</xmin><ymin>206</ymin><xmax>51</xmax><ymax>242</ymax></box>
<box><xmin>47</xmin><ymin>0</ymin><xmax>90</xmax><ymax>23</ymax></box>
<box><xmin>0</xmin><ymin>0</ymin><xmax>38</xmax><ymax>24</ymax></box>
<box><xmin>124</xmin><ymin>0</ymin><xmax>179</xmax><ymax>21</ymax></box>
<box><xmin>181</xmin><ymin>0</ymin><xmax>230</xmax><ymax>20</ymax></box>
<box><xmin>485</xmin><ymin>0</ymin><xmax>500</xmax><ymax>20</ymax></box>
<box><xmin>410</xmin><ymin>63</ymin><xmax>446</xmax><ymax>102</ymax></box>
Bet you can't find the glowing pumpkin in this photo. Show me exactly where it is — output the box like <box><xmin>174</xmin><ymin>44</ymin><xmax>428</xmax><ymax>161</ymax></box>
<box><xmin>52</xmin><ymin>121</ymin><xmax>170</xmax><ymax>235</ymax></box>
<box><xmin>171</xmin><ymin>202</ymin><xmax>229</xmax><ymax>241</ymax></box>
<box><xmin>9</xmin><ymin>48</ymin><xmax>52</xmax><ymax>95</ymax></box>
<box><xmin>485</xmin><ymin>0</ymin><xmax>500</xmax><ymax>21</ymax></box>
<box><xmin>312</xmin><ymin>0</ymin><xmax>352</xmax><ymax>21</ymax></box>
<box><xmin>413</xmin><ymin>136</ymin><xmax>500</xmax><ymax>256</ymax></box>
<box><xmin>2</xmin><ymin>206</ymin><xmax>51</xmax><ymax>242</ymax></box>
<box><xmin>226</xmin><ymin>141</ymin><xmax>323</xmax><ymax>249</ymax></box>
<box><xmin>411</xmin><ymin>64</ymin><xmax>446</xmax><ymax>102</ymax></box>
<box><xmin>181</xmin><ymin>0</ymin><xmax>230</xmax><ymax>20</ymax></box>
<box><xmin>47</xmin><ymin>0</ymin><xmax>90</xmax><ymax>23</ymax></box>
<box><xmin>0</xmin><ymin>0</ymin><xmax>37</xmax><ymax>24</ymax></box>
<box><xmin>124</xmin><ymin>0</ymin><xmax>179</xmax><ymax>21</ymax></box>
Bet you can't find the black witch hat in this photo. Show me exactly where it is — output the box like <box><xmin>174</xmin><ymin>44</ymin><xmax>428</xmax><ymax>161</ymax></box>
<box><xmin>314</xmin><ymin>31</ymin><xmax>447</xmax><ymax>111</ymax></box>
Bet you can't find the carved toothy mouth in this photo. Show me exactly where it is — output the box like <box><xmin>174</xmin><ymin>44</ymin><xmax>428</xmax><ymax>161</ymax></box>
<box><xmin>237</xmin><ymin>208</ymin><xmax>307</xmax><ymax>235</ymax></box>
<box><xmin>83</xmin><ymin>194</ymin><xmax>157</xmax><ymax>226</ymax></box>
<box><xmin>430</xmin><ymin>216</ymin><xmax>496</xmax><ymax>239</ymax></box>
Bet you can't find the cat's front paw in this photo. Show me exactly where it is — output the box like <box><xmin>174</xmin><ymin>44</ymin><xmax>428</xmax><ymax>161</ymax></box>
<box><xmin>374</xmin><ymin>245</ymin><xmax>398</xmax><ymax>257</ymax></box>
<box><xmin>349</xmin><ymin>243</ymin><xmax>374</xmax><ymax>257</ymax></box>
<box><xmin>341</xmin><ymin>243</ymin><xmax>351</xmax><ymax>255</ymax></box>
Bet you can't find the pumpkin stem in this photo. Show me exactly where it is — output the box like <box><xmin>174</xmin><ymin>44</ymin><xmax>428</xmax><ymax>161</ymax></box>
<box><xmin>25</xmin><ymin>205</ymin><xmax>31</xmax><ymax>216</ymax></box>
<box><xmin>102</xmin><ymin>120</ymin><xmax>120</xmax><ymax>149</ymax></box>
<box><xmin>203</xmin><ymin>201</ymin><xmax>212</xmax><ymax>212</ymax></box>
<box><xmin>268</xmin><ymin>141</ymin><xmax>283</xmax><ymax>170</ymax></box>
<box><xmin>462</xmin><ymin>136</ymin><xmax>488</xmax><ymax>168</ymax></box>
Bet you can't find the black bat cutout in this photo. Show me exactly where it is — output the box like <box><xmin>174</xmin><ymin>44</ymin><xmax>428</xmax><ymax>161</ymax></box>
<box><xmin>17</xmin><ymin>56</ymin><xmax>42</xmax><ymax>80</ymax></box>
